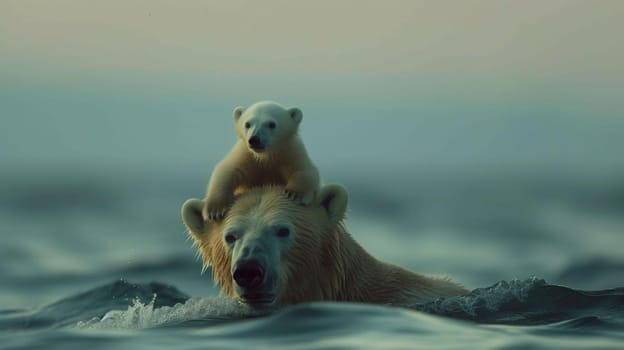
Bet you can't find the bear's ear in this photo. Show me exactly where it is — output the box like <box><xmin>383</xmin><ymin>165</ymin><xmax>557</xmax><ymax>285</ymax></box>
<box><xmin>181</xmin><ymin>198</ymin><xmax>210</xmax><ymax>237</ymax></box>
<box><xmin>318</xmin><ymin>184</ymin><xmax>348</xmax><ymax>223</ymax></box>
<box><xmin>288</xmin><ymin>107</ymin><xmax>302</xmax><ymax>124</ymax></box>
<box><xmin>233</xmin><ymin>106</ymin><xmax>246</xmax><ymax>122</ymax></box>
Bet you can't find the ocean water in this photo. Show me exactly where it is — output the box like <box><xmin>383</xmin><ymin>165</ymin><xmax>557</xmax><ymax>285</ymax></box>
<box><xmin>1</xmin><ymin>168</ymin><xmax>623</xmax><ymax>349</ymax></box>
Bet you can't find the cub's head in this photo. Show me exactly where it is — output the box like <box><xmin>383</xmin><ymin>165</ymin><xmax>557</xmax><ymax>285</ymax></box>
<box><xmin>233</xmin><ymin>101</ymin><xmax>302</xmax><ymax>154</ymax></box>
<box><xmin>181</xmin><ymin>184</ymin><xmax>348</xmax><ymax>307</ymax></box>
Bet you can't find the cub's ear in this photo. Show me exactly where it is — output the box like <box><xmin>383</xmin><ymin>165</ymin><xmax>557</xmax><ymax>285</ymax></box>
<box><xmin>233</xmin><ymin>106</ymin><xmax>246</xmax><ymax>122</ymax></box>
<box><xmin>288</xmin><ymin>107</ymin><xmax>302</xmax><ymax>124</ymax></box>
<box><xmin>318</xmin><ymin>184</ymin><xmax>348</xmax><ymax>223</ymax></box>
<box><xmin>181</xmin><ymin>198</ymin><xmax>209</xmax><ymax>237</ymax></box>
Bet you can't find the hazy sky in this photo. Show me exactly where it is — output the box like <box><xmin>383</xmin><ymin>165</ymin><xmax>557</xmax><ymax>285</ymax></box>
<box><xmin>2</xmin><ymin>0</ymin><xmax>623</xmax><ymax>79</ymax></box>
<box><xmin>1</xmin><ymin>1</ymin><xmax>623</xmax><ymax>172</ymax></box>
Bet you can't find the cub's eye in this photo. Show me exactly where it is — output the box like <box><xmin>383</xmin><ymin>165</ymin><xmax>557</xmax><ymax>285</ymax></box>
<box><xmin>225</xmin><ymin>234</ymin><xmax>237</xmax><ymax>244</ymax></box>
<box><xmin>267</xmin><ymin>121</ymin><xmax>276</xmax><ymax>129</ymax></box>
<box><xmin>244</xmin><ymin>122</ymin><xmax>251</xmax><ymax>129</ymax></box>
<box><xmin>276</xmin><ymin>227</ymin><xmax>290</xmax><ymax>238</ymax></box>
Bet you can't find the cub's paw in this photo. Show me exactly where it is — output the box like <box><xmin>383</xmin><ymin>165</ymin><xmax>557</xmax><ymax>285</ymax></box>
<box><xmin>284</xmin><ymin>189</ymin><xmax>315</xmax><ymax>206</ymax></box>
<box><xmin>202</xmin><ymin>197</ymin><xmax>233</xmax><ymax>221</ymax></box>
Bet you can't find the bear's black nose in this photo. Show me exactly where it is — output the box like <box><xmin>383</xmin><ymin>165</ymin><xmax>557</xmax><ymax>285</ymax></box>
<box><xmin>248</xmin><ymin>136</ymin><xmax>263</xmax><ymax>149</ymax></box>
<box><xmin>233</xmin><ymin>261</ymin><xmax>264</xmax><ymax>289</ymax></box>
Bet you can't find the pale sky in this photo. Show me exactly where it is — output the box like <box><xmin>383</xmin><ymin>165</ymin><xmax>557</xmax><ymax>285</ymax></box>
<box><xmin>2</xmin><ymin>1</ymin><xmax>622</xmax><ymax>81</ymax></box>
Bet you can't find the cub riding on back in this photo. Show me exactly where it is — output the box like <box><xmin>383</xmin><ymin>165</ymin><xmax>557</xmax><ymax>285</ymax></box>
<box><xmin>203</xmin><ymin>101</ymin><xmax>320</xmax><ymax>221</ymax></box>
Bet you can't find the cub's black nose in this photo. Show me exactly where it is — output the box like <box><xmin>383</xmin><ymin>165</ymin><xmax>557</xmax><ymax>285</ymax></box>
<box><xmin>248</xmin><ymin>136</ymin><xmax>262</xmax><ymax>149</ymax></box>
<box><xmin>233</xmin><ymin>261</ymin><xmax>264</xmax><ymax>289</ymax></box>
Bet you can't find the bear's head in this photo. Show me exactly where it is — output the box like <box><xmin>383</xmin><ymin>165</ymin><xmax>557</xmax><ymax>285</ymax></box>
<box><xmin>182</xmin><ymin>184</ymin><xmax>348</xmax><ymax>307</ymax></box>
<box><xmin>233</xmin><ymin>101</ymin><xmax>302</xmax><ymax>155</ymax></box>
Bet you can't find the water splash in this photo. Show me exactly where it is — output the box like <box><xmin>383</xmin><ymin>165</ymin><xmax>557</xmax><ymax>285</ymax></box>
<box><xmin>415</xmin><ymin>277</ymin><xmax>546</xmax><ymax>317</ymax></box>
<box><xmin>413</xmin><ymin>277</ymin><xmax>624</xmax><ymax>326</ymax></box>
<box><xmin>48</xmin><ymin>278</ymin><xmax>624</xmax><ymax>331</ymax></box>
<box><xmin>75</xmin><ymin>295</ymin><xmax>268</xmax><ymax>330</ymax></box>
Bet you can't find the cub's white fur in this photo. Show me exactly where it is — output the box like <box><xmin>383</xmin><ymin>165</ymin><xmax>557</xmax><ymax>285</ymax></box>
<box><xmin>203</xmin><ymin>101</ymin><xmax>320</xmax><ymax>220</ymax></box>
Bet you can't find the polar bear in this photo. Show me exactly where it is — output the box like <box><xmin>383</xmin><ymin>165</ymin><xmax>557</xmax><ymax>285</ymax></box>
<box><xmin>203</xmin><ymin>101</ymin><xmax>320</xmax><ymax>221</ymax></box>
<box><xmin>182</xmin><ymin>185</ymin><xmax>467</xmax><ymax>307</ymax></box>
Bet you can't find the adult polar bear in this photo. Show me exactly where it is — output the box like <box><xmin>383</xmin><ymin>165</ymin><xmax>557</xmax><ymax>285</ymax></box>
<box><xmin>182</xmin><ymin>185</ymin><xmax>467</xmax><ymax>307</ymax></box>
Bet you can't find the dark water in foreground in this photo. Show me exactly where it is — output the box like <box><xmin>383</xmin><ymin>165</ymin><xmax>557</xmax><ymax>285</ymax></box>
<box><xmin>1</xmin><ymin>279</ymin><xmax>623</xmax><ymax>349</ymax></box>
<box><xmin>1</xmin><ymin>168</ymin><xmax>623</xmax><ymax>349</ymax></box>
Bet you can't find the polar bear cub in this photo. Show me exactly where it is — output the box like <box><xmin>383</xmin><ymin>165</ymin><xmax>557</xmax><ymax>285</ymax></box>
<box><xmin>203</xmin><ymin>101</ymin><xmax>320</xmax><ymax>221</ymax></box>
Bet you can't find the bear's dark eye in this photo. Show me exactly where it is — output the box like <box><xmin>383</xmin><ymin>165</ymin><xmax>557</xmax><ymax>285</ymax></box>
<box><xmin>244</xmin><ymin>122</ymin><xmax>251</xmax><ymax>129</ymax></box>
<box><xmin>267</xmin><ymin>121</ymin><xmax>276</xmax><ymax>129</ymax></box>
<box><xmin>225</xmin><ymin>234</ymin><xmax>237</xmax><ymax>244</ymax></box>
<box><xmin>276</xmin><ymin>227</ymin><xmax>290</xmax><ymax>238</ymax></box>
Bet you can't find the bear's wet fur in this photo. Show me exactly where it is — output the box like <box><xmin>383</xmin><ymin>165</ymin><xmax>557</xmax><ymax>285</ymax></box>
<box><xmin>183</xmin><ymin>185</ymin><xmax>467</xmax><ymax>307</ymax></box>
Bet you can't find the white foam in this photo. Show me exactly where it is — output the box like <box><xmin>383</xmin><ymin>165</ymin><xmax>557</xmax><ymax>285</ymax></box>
<box><xmin>74</xmin><ymin>295</ymin><xmax>266</xmax><ymax>330</ymax></box>
<box><xmin>75</xmin><ymin>278</ymin><xmax>549</xmax><ymax>329</ymax></box>
<box><xmin>418</xmin><ymin>277</ymin><xmax>546</xmax><ymax>316</ymax></box>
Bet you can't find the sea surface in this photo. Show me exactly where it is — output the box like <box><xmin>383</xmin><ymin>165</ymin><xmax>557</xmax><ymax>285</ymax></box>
<box><xmin>1</xmin><ymin>167</ymin><xmax>623</xmax><ymax>349</ymax></box>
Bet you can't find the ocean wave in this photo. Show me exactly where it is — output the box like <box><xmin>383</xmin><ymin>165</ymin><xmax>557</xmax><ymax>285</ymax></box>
<box><xmin>76</xmin><ymin>296</ymin><xmax>264</xmax><ymax>330</ymax></box>
<box><xmin>64</xmin><ymin>278</ymin><xmax>624</xmax><ymax>331</ymax></box>
<box><xmin>413</xmin><ymin>277</ymin><xmax>624</xmax><ymax>326</ymax></box>
<box><xmin>1</xmin><ymin>278</ymin><xmax>622</xmax><ymax>350</ymax></box>
<box><xmin>2</xmin><ymin>277</ymin><xmax>623</xmax><ymax>336</ymax></box>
